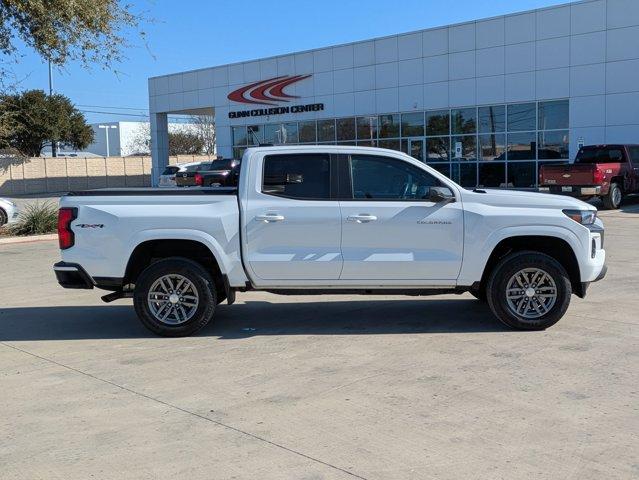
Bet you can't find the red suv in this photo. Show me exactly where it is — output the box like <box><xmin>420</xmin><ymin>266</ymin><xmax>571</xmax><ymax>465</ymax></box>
<box><xmin>539</xmin><ymin>144</ymin><xmax>639</xmax><ymax>209</ymax></box>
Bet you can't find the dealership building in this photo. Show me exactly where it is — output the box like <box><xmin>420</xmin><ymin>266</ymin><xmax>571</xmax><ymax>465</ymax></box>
<box><xmin>148</xmin><ymin>0</ymin><xmax>639</xmax><ymax>188</ymax></box>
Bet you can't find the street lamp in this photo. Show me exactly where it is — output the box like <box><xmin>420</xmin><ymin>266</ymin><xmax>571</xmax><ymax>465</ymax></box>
<box><xmin>98</xmin><ymin>125</ymin><xmax>118</xmax><ymax>157</ymax></box>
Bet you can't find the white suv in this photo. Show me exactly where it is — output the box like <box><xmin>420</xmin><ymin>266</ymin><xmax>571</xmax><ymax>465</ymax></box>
<box><xmin>0</xmin><ymin>197</ymin><xmax>19</xmax><ymax>226</ymax></box>
<box><xmin>158</xmin><ymin>162</ymin><xmax>204</xmax><ymax>187</ymax></box>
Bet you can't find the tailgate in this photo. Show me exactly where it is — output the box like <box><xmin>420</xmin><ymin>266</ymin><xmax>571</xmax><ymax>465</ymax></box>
<box><xmin>175</xmin><ymin>172</ymin><xmax>197</xmax><ymax>186</ymax></box>
<box><xmin>540</xmin><ymin>163</ymin><xmax>596</xmax><ymax>186</ymax></box>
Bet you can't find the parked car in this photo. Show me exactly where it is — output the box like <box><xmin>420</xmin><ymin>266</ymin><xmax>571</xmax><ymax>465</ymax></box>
<box><xmin>193</xmin><ymin>159</ymin><xmax>241</xmax><ymax>187</ymax></box>
<box><xmin>53</xmin><ymin>145</ymin><xmax>606</xmax><ymax>337</ymax></box>
<box><xmin>539</xmin><ymin>144</ymin><xmax>639</xmax><ymax>209</ymax></box>
<box><xmin>158</xmin><ymin>162</ymin><xmax>203</xmax><ymax>188</ymax></box>
<box><xmin>0</xmin><ymin>197</ymin><xmax>19</xmax><ymax>226</ymax></box>
<box><xmin>174</xmin><ymin>162</ymin><xmax>217</xmax><ymax>187</ymax></box>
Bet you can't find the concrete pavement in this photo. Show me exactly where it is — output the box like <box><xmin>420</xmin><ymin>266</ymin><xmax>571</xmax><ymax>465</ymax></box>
<box><xmin>0</xmin><ymin>205</ymin><xmax>638</xmax><ymax>479</ymax></box>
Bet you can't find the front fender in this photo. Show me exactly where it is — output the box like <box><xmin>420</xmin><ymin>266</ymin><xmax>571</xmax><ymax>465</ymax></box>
<box><xmin>457</xmin><ymin>225</ymin><xmax>583</xmax><ymax>286</ymax></box>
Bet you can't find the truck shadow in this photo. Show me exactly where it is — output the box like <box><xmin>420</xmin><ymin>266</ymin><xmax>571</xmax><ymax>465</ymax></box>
<box><xmin>0</xmin><ymin>298</ymin><xmax>508</xmax><ymax>341</ymax></box>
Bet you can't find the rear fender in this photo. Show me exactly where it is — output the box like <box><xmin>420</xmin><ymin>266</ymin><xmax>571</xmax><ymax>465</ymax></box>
<box><xmin>126</xmin><ymin>229</ymin><xmax>234</xmax><ymax>277</ymax></box>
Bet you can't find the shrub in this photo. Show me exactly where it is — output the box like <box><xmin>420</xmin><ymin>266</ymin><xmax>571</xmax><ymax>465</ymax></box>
<box><xmin>9</xmin><ymin>202</ymin><xmax>58</xmax><ymax>236</ymax></box>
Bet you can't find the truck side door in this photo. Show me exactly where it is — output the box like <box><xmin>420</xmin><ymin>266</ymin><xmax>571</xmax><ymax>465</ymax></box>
<box><xmin>338</xmin><ymin>154</ymin><xmax>464</xmax><ymax>281</ymax></box>
<box><xmin>243</xmin><ymin>152</ymin><xmax>342</xmax><ymax>284</ymax></box>
<box><xmin>628</xmin><ymin>146</ymin><xmax>639</xmax><ymax>193</ymax></box>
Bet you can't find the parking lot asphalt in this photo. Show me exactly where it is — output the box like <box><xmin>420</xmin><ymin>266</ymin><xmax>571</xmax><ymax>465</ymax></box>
<box><xmin>1</xmin><ymin>203</ymin><xmax>638</xmax><ymax>480</ymax></box>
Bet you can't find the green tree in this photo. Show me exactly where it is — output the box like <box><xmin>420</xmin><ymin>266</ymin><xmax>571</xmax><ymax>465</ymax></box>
<box><xmin>0</xmin><ymin>0</ymin><xmax>145</xmax><ymax>75</ymax></box>
<box><xmin>168</xmin><ymin>131</ymin><xmax>205</xmax><ymax>156</ymax></box>
<box><xmin>0</xmin><ymin>89</ymin><xmax>94</xmax><ymax>156</ymax></box>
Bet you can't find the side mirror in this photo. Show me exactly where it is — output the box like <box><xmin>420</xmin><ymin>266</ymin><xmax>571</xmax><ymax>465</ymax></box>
<box><xmin>429</xmin><ymin>186</ymin><xmax>455</xmax><ymax>203</ymax></box>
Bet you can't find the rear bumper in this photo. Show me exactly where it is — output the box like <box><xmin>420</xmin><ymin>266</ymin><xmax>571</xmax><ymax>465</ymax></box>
<box><xmin>53</xmin><ymin>262</ymin><xmax>94</xmax><ymax>289</ymax></box>
<box><xmin>54</xmin><ymin>262</ymin><xmax>124</xmax><ymax>290</ymax></box>
<box><xmin>538</xmin><ymin>185</ymin><xmax>602</xmax><ymax>196</ymax></box>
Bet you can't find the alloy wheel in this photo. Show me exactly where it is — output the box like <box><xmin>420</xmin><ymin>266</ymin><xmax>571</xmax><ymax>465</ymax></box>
<box><xmin>147</xmin><ymin>274</ymin><xmax>199</xmax><ymax>325</ymax></box>
<box><xmin>505</xmin><ymin>268</ymin><xmax>557</xmax><ymax>320</ymax></box>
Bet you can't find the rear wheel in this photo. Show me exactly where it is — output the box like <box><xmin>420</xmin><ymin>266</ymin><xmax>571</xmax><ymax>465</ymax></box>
<box><xmin>486</xmin><ymin>251</ymin><xmax>571</xmax><ymax>331</ymax></box>
<box><xmin>0</xmin><ymin>208</ymin><xmax>7</xmax><ymax>226</ymax></box>
<box><xmin>133</xmin><ymin>257</ymin><xmax>217</xmax><ymax>337</ymax></box>
<box><xmin>602</xmin><ymin>182</ymin><xmax>622</xmax><ymax>210</ymax></box>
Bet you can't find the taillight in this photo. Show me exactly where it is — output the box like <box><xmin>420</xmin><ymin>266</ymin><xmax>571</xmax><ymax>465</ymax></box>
<box><xmin>593</xmin><ymin>166</ymin><xmax>604</xmax><ymax>184</ymax></box>
<box><xmin>538</xmin><ymin>165</ymin><xmax>544</xmax><ymax>184</ymax></box>
<box><xmin>58</xmin><ymin>207</ymin><xmax>77</xmax><ymax>250</ymax></box>
<box><xmin>194</xmin><ymin>173</ymin><xmax>203</xmax><ymax>186</ymax></box>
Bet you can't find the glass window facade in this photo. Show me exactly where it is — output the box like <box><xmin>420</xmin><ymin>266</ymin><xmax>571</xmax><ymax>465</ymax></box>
<box><xmin>231</xmin><ymin>100</ymin><xmax>569</xmax><ymax>189</ymax></box>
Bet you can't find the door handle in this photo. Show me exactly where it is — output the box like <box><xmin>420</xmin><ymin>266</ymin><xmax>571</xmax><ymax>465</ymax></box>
<box><xmin>347</xmin><ymin>214</ymin><xmax>378</xmax><ymax>223</ymax></box>
<box><xmin>256</xmin><ymin>213</ymin><xmax>285</xmax><ymax>223</ymax></box>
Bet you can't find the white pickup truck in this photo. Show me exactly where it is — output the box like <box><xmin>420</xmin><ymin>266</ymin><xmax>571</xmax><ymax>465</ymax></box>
<box><xmin>54</xmin><ymin>146</ymin><xmax>607</xmax><ymax>336</ymax></box>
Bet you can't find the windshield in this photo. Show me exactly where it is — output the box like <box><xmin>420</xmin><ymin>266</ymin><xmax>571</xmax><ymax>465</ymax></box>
<box><xmin>576</xmin><ymin>147</ymin><xmax>625</xmax><ymax>164</ymax></box>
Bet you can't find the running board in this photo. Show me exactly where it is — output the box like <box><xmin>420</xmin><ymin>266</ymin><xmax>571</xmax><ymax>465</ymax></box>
<box><xmin>101</xmin><ymin>291</ymin><xmax>133</xmax><ymax>303</ymax></box>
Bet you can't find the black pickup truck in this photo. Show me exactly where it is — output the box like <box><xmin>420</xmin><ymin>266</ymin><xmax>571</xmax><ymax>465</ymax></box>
<box><xmin>185</xmin><ymin>158</ymin><xmax>242</xmax><ymax>187</ymax></box>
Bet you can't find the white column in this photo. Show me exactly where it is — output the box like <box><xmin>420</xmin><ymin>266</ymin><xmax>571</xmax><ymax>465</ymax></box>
<box><xmin>150</xmin><ymin>113</ymin><xmax>169</xmax><ymax>187</ymax></box>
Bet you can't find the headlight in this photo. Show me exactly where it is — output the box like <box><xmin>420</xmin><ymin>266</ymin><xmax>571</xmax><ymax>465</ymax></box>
<box><xmin>563</xmin><ymin>209</ymin><xmax>597</xmax><ymax>225</ymax></box>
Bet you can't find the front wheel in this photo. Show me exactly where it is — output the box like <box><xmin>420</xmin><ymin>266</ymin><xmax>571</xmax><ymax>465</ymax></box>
<box><xmin>602</xmin><ymin>182</ymin><xmax>622</xmax><ymax>210</ymax></box>
<box><xmin>486</xmin><ymin>252</ymin><xmax>571</xmax><ymax>331</ymax></box>
<box><xmin>133</xmin><ymin>257</ymin><xmax>217</xmax><ymax>337</ymax></box>
<box><xmin>0</xmin><ymin>208</ymin><xmax>7</xmax><ymax>226</ymax></box>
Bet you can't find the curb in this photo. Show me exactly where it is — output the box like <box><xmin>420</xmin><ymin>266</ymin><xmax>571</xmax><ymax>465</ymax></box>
<box><xmin>0</xmin><ymin>233</ymin><xmax>57</xmax><ymax>246</ymax></box>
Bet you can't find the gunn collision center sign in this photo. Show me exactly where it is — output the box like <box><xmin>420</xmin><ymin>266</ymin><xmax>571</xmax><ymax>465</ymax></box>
<box><xmin>227</xmin><ymin>74</ymin><xmax>324</xmax><ymax>119</ymax></box>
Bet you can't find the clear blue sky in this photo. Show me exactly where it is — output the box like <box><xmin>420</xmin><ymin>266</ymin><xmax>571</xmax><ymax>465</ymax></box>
<box><xmin>12</xmin><ymin>0</ymin><xmax>570</xmax><ymax>123</ymax></box>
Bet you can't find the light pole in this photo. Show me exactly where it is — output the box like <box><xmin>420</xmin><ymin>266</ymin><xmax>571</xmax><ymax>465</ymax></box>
<box><xmin>48</xmin><ymin>58</ymin><xmax>57</xmax><ymax>157</ymax></box>
<box><xmin>98</xmin><ymin>125</ymin><xmax>118</xmax><ymax>157</ymax></box>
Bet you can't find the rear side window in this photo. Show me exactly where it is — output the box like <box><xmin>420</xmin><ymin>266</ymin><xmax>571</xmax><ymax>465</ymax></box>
<box><xmin>212</xmin><ymin>159</ymin><xmax>235</xmax><ymax>170</ymax></box>
<box><xmin>182</xmin><ymin>164</ymin><xmax>202</xmax><ymax>173</ymax></box>
<box><xmin>161</xmin><ymin>166</ymin><xmax>179</xmax><ymax>175</ymax></box>
<box><xmin>628</xmin><ymin>147</ymin><xmax>639</xmax><ymax>164</ymax></box>
<box><xmin>262</xmin><ymin>154</ymin><xmax>331</xmax><ymax>200</ymax></box>
<box><xmin>576</xmin><ymin>147</ymin><xmax>625</xmax><ymax>164</ymax></box>
<box><xmin>196</xmin><ymin>163</ymin><xmax>215</xmax><ymax>171</ymax></box>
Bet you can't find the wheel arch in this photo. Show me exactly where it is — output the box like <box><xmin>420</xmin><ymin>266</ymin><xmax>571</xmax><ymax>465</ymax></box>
<box><xmin>476</xmin><ymin>234</ymin><xmax>583</xmax><ymax>298</ymax></box>
<box><xmin>124</xmin><ymin>238</ymin><xmax>228</xmax><ymax>301</ymax></box>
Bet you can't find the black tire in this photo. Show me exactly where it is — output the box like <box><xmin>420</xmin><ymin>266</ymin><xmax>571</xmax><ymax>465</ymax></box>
<box><xmin>469</xmin><ymin>288</ymin><xmax>486</xmax><ymax>302</ymax></box>
<box><xmin>0</xmin><ymin>208</ymin><xmax>7</xmax><ymax>227</ymax></box>
<box><xmin>602</xmin><ymin>182</ymin><xmax>622</xmax><ymax>210</ymax></box>
<box><xmin>486</xmin><ymin>251</ymin><xmax>571</xmax><ymax>331</ymax></box>
<box><xmin>133</xmin><ymin>257</ymin><xmax>217</xmax><ymax>337</ymax></box>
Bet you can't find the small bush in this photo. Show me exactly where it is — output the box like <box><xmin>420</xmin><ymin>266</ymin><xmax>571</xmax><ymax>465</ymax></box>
<box><xmin>9</xmin><ymin>202</ymin><xmax>58</xmax><ymax>236</ymax></box>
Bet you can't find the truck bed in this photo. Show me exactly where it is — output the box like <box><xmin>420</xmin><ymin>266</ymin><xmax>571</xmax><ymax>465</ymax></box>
<box><xmin>58</xmin><ymin>187</ymin><xmax>245</xmax><ymax>286</ymax></box>
<box><xmin>66</xmin><ymin>187</ymin><xmax>238</xmax><ymax>196</ymax></box>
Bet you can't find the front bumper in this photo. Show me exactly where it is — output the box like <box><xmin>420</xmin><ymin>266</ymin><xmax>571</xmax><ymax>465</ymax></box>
<box><xmin>53</xmin><ymin>262</ymin><xmax>94</xmax><ymax>289</ymax></box>
<box><xmin>539</xmin><ymin>185</ymin><xmax>602</xmax><ymax>197</ymax></box>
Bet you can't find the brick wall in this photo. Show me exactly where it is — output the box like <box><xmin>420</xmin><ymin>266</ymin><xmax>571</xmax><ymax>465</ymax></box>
<box><xmin>0</xmin><ymin>155</ymin><xmax>215</xmax><ymax>196</ymax></box>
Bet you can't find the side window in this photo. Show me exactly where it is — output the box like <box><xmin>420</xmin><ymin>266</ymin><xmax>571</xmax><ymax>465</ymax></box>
<box><xmin>350</xmin><ymin>155</ymin><xmax>442</xmax><ymax>200</ymax></box>
<box><xmin>262</xmin><ymin>154</ymin><xmax>331</xmax><ymax>200</ymax></box>
<box><xmin>197</xmin><ymin>163</ymin><xmax>214</xmax><ymax>171</ymax></box>
<box><xmin>628</xmin><ymin>147</ymin><xmax>639</xmax><ymax>165</ymax></box>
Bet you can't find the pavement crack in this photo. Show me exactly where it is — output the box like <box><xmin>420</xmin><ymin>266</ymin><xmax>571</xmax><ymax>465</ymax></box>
<box><xmin>1</xmin><ymin>341</ymin><xmax>368</xmax><ymax>480</ymax></box>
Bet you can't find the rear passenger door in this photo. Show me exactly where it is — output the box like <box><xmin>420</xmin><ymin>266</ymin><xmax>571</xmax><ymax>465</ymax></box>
<box><xmin>243</xmin><ymin>153</ymin><xmax>343</xmax><ymax>284</ymax></box>
<box><xmin>338</xmin><ymin>154</ymin><xmax>464</xmax><ymax>282</ymax></box>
